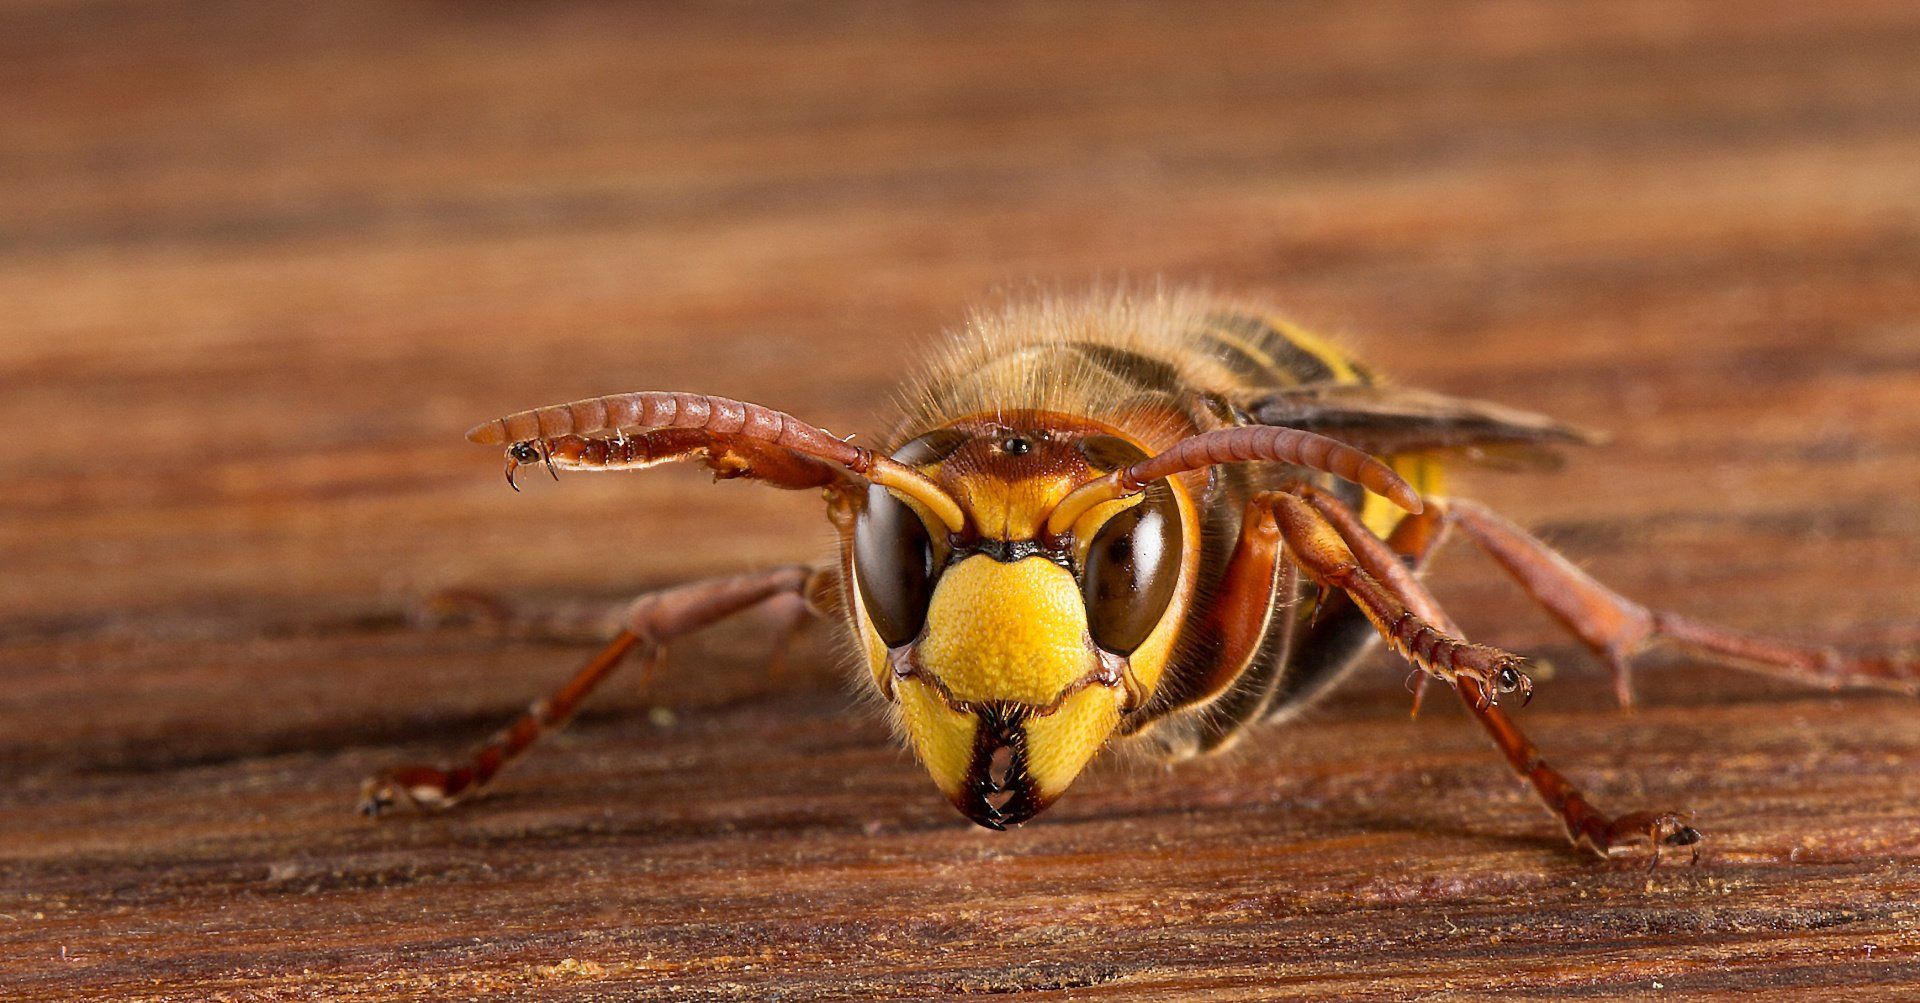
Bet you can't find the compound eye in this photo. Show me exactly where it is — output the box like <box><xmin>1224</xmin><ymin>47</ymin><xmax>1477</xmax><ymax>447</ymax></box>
<box><xmin>508</xmin><ymin>441</ymin><xmax>541</xmax><ymax>463</ymax></box>
<box><xmin>854</xmin><ymin>482</ymin><xmax>937</xmax><ymax>648</ymax></box>
<box><xmin>853</xmin><ymin>430</ymin><xmax>966</xmax><ymax>648</ymax></box>
<box><xmin>1081</xmin><ymin>482</ymin><xmax>1183</xmax><ymax>655</ymax></box>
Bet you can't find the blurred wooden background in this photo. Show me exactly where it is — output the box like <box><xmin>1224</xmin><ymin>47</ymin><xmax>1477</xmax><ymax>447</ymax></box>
<box><xmin>5</xmin><ymin>2</ymin><xmax>1920</xmax><ymax>999</ymax></box>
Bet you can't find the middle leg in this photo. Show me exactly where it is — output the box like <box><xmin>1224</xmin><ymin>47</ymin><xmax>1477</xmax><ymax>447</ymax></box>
<box><xmin>361</xmin><ymin>564</ymin><xmax>829</xmax><ymax>815</ymax></box>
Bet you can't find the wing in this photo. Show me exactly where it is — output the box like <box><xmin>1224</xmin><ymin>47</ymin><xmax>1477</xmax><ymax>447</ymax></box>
<box><xmin>1239</xmin><ymin>384</ymin><xmax>1604</xmax><ymax>471</ymax></box>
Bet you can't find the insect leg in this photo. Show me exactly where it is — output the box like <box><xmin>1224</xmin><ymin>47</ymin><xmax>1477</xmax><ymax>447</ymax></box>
<box><xmin>1294</xmin><ymin>486</ymin><xmax>1700</xmax><ymax>860</ymax></box>
<box><xmin>1259</xmin><ymin>490</ymin><xmax>1532</xmax><ymax>705</ymax></box>
<box><xmin>1443</xmin><ymin>499</ymin><xmax>1919</xmax><ymax>705</ymax></box>
<box><xmin>415</xmin><ymin>589</ymin><xmax>634</xmax><ymax>643</ymax></box>
<box><xmin>360</xmin><ymin>564</ymin><xmax>827</xmax><ymax>816</ymax></box>
<box><xmin>1285</xmin><ymin>496</ymin><xmax>1454</xmax><ymax>721</ymax></box>
<box><xmin>1456</xmin><ymin>675</ymin><xmax>1700</xmax><ymax>862</ymax></box>
<box><xmin>1138</xmin><ymin>487</ymin><xmax>1448</xmax><ymax>755</ymax></box>
<box><xmin>417</xmin><ymin>585</ymin><xmax>827</xmax><ymax>653</ymax></box>
<box><xmin>760</xmin><ymin>588</ymin><xmax>817</xmax><ymax>683</ymax></box>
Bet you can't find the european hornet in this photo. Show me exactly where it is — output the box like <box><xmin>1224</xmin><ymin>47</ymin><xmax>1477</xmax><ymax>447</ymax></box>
<box><xmin>363</xmin><ymin>291</ymin><xmax>1917</xmax><ymax>859</ymax></box>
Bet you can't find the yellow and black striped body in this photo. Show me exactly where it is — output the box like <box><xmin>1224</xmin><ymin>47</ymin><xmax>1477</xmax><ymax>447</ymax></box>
<box><xmin>864</xmin><ymin>292</ymin><xmax>1444</xmax><ymax>769</ymax></box>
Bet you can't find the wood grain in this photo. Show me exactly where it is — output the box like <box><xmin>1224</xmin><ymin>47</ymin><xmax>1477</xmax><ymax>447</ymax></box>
<box><xmin>5</xmin><ymin>2</ymin><xmax>1920</xmax><ymax>999</ymax></box>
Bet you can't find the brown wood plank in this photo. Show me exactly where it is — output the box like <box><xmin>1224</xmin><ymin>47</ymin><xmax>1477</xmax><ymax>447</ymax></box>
<box><xmin>4</xmin><ymin>2</ymin><xmax>1919</xmax><ymax>999</ymax></box>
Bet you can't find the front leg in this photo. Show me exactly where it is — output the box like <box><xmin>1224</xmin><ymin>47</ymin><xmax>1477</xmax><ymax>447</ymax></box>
<box><xmin>361</xmin><ymin>564</ymin><xmax>827</xmax><ymax>815</ymax></box>
<box><xmin>1280</xmin><ymin>486</ymin><xmax>1700</xmax><ymax>860</ymax></box>
<box><xmin>1260</xmin><ymin>490</ymin><xmax>1532</xmax><ymax>704</ymax></box>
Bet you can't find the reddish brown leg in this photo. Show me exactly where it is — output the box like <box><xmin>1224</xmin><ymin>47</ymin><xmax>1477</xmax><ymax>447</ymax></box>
<box><xmin>1261</xmin><ymin>490</ymin><xmax>1532</xmax><ymax>704</ymax></box>
<box><xmin>1456</xmin><ymin>675</ymin><xmax>1699</xmax><ymax>862</ymax></box>
<box><xmin>361</xmin><ymin>565</ymin><xmax>824</xmax><ymax>815</ymax></box>
<box><xmin>415</xmin><ymin>590</ymin><xmax>633</xmax><ymax>643</ymax></box>
<box><xmin>1297</xmin><ymin>486</ymin><xmax>1700</xmax><ymax>861</ymax></box>
<box><xmin>1445</xmin><ymin>499</ymin><xmax>1919</xmax><ymax>705</ymax></box>
<box><xmin>1370</xmin><ymin>501</ymin><xmax>1450</xmax><ymax>718</ymax></box>
<box><xmin>760</xmin><ymin>590</ymin><xmax>815</xmax><ymax>683</ymax></box>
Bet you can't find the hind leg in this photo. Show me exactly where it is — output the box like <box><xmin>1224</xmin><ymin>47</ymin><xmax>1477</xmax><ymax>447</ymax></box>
<box><xmin>1442</xmin><ymin>499</ymin><xmax>1918</xmax><ymax>706</ymax></box>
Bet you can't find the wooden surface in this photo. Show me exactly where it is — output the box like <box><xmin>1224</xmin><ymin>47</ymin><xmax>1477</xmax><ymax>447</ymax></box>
<box><xmin>6</xmin><ymin>2</ymin><xmax>1920</xmax><ymax>999</ymax></box>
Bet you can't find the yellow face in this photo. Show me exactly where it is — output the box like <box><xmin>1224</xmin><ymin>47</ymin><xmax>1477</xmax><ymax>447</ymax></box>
<box><xmin>845</xmin><ymin>414</ymin><xmax>1196</xmax><ymax>828</ymax></box>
